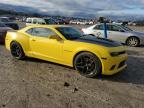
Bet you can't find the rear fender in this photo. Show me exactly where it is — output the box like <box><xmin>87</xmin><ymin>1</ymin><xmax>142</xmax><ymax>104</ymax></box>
<box><xmin>6</xmin><ymin>31</ymin><xmax>30</xmax><ymax>53</ymax></box>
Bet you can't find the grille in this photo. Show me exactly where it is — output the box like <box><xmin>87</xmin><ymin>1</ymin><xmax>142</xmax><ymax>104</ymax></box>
<box><xmin>110</xmin><ymin>65</ymin><xmax>116</xmax><ymax>70</ymax></box>
<box><xmin>111</xmin><ymin>51</ymin><xmax>126</xmax><ymax>56</ymax></box>
<box><xmin>119</xmin><ymin>51</ymin><xmax>126</xmax><ymax>55</ymax></box>
<box><xmin>118</xmin><ymin>61</ymin><xmax>126</xmax><ymax>69</ymax></box>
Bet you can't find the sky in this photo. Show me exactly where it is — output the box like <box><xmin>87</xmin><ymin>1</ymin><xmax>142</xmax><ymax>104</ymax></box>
<box><xmin>0</xmin><ymin>0</ymin><xmax>144</xmax><ymax>18</ymax></box>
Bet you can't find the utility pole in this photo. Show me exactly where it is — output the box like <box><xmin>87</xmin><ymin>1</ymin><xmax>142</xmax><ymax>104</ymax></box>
<box><xmin>98</xmin><ymin>17</ymin><xmax>108</xmax><ymax>38</ymax></box>
<box><xmin>104</xmin><ymin>22</ymin><xmax>108</xmax><ymax>39</ymax></box>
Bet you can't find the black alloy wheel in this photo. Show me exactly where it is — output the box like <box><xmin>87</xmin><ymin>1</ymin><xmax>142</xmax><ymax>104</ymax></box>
<box><xmin>10</xmin><ymin>42</ymin><xmax>25</xmax><ymax>59</ymax></box>
<box><xmin>74</xmin><ymin>52</ymin><xmax>102</xmax><ymax>78</ymax></box>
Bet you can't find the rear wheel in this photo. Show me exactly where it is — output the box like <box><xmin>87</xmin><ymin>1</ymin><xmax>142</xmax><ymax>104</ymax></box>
<box><xmin>74</xmin><ymin>52</ymin><xmax>102</xmax><ymax>78</ymax></box>
<box><xmin>126</xmin><ymin>37</ymin><xmax>140</xmax><ymax>47</ymax></box>
<box><xmin>10</xmin><ymin>42</ymin><xmax>25</xmax><ymax>60</ymax></box>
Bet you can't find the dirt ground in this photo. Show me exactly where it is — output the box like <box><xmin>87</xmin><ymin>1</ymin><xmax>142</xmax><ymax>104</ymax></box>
<box><xmin>0</xmin><ymin>25</ymin><xmax>144</xmax><ymax>108</ymax></box>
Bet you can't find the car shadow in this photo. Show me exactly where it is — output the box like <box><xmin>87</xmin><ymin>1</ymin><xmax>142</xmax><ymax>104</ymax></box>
<box><xmin>23</xmin><ymin>54</ymin><xmax>144</xmax><ymax>85</ymax></box>
<box><xmin>22</xmin><ymin>57</ymin><xmax>74</xmax><ymax>70</ymax></box>
<box><xmin>139</xmin><ymin>45</ymin><xmax>144</xmax><ymax>47</ymax></box>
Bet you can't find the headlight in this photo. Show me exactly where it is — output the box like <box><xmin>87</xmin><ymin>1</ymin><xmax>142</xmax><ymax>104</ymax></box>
<box><xmin>110</xmin><ymin>52</ymin><xmax>119</xmax><ymax>57</ymax></box>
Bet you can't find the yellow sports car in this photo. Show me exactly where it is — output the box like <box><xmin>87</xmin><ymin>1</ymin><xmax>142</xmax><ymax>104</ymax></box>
<box><xmin>5</xmin><ymin>25</ymin><xmax>128</xmax><ymax>77</ymax></box>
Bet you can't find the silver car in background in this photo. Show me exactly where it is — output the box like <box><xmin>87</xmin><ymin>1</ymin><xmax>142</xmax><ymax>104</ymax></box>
<box><xmin>82</xmin><ymin>23</ymin><xmax>144</xmax><ymax>47</ymax></box>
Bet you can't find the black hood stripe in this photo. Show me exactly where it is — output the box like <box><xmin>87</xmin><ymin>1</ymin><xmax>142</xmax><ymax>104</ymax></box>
<box><xmin>74</xmin><ymin>36</ymin><xmax>121</xmax><ymax>47</ymax></box>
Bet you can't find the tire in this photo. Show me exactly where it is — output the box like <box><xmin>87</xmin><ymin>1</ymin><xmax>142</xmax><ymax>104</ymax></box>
<box><xmin>74</xmin><ymin>52</ymin><xmax>102</xmax><ymax>78</ymax></box>
<box><xmin>126</xmin><ymin>37</ymin><xmax>140</xmax><ymax>47</ymax></box>
<box><xmin>10</xmin><ymin>42</ymin><xmax>25</xmax><ymax>60</ymax></box>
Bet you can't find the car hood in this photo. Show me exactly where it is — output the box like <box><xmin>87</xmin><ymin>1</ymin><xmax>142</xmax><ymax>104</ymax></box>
<box><xmin>0</xmin><ymin>27</ymin><xmax>12</xmax><ymax>32</ymax></box>
<box><xmin>74</xmin><ymin>35</ymin><xmax>122</xmax><ymax>47</ymax></box>
<box><xmin>128</xmin><ymin>30</ymin><xmax>144</xmax><ymax>37</ymax></box>
<box><xmin>1</xmin><ymin>22</ymin><xmax>16</xmax><ymax>24</ymax></box>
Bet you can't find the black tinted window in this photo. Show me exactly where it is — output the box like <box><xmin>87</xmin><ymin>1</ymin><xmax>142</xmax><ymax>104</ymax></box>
<box><xmin>56</xmin><ymin>27</ymin><xmax>83</xmax><ymax>40</ymax></box>
<box><xmin>32</xmin><ymin>28</ymin><xmax>56</xmax><ymax>37</ymax></box>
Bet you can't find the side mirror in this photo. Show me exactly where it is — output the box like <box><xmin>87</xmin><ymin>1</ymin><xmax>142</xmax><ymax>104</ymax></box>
<box><xmin>49</xmin><ymin>35</ymin><xmax>62</xmax><ymax>41</ymax></box>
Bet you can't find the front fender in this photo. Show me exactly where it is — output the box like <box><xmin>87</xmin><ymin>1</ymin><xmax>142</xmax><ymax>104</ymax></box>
<box><xmin>72</xmin><ymin>44</ymin><xmax>109</xmax><ymax>67</ymax></box>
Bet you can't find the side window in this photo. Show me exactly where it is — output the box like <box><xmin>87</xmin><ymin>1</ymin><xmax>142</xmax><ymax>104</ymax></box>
<box><xmin>32</xmin><ymin>28</ymin><xmax>56</xmax><ymax>37</ymax></box>
<box><xmin>33</xmin><ymin>19</ymin><xmax>37</xmax><ymax>24</ymax></box>
<box><xmin>26</xmin><ymin>28</ymin><xmax>33</xmax><ymax>35</ymax></box>
<box><xmin>38</xmin><ymin>20</ymin><xmax>45</xmax><ymax>24</ymax></box>
<box><xmin>26</xmin><ymin>19</ymin><xmax>32</xmax><ymax>23</ymax></box>
<box><xmin>106</xmin><ymin>25</ymin><xmax>111</xmax><ymax>31</ymax></box>
<box><xmin>110</xmin><ymin>25</ymin><xmax>121</xmax><ymax>32</ymax></box>
<box><xmin>94</xmin><ymin>24</ymin><xmax>104</xmax><ymax>30</ymax></box>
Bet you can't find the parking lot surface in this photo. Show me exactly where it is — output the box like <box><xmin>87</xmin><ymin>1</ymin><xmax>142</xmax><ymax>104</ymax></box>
<box><xmin>0</xmin><ymin>25</ymin><xmax>144</xmax><ymax>108</ymax></box>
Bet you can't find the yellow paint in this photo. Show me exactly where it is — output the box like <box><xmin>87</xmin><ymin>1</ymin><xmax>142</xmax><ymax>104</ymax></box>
<box><xmin>5</xmin><ymin>25</ymin><xmax>128</xmax><ymax>75</ymax></box>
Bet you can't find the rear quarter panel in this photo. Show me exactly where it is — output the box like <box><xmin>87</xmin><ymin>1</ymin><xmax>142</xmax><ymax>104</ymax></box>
<box><xmin>5</xmin><ymin>31</ymin><xmax>30</xmax><ymax>56</ymax></box>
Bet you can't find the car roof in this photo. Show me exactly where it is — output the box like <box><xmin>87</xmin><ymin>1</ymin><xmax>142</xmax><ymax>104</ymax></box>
<box><xmin>20</xmin><ymin>25</ymin><xmax>72</xmax><ymax>32</ymax></box>
<box><xmin>96</xmin><ymin>23</ymin><xmax>121</xmax><ymax>26</ymax></box>
<box><xmin>26</xmin><ymin>17</ymin><xmax>43</xmax><ymax>19</ymax></box>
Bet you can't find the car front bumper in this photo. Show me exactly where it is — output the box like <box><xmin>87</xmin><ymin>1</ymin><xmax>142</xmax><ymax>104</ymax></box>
<box><xmin>101</xmin><ymin>53</ymin><xmax>128</xmax><ymax>75</ymax></box>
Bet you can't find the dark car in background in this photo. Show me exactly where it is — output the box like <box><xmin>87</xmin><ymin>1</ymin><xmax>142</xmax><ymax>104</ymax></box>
<box><xmin>56</xmin><ymin>18</ymin><xmax>70</xmax><ymax>24</ymax></box>
<box><xmin>44</xmin><ymin>18</ymin><xmax>56</xmax><ymax>24</ymax></box>
<box><xmin>0</xmin><ymin>23</ymin><xmax>12</xmax><ymax>44</ymax></box>
<box><xmin>0</xmin><ymin>17</ymin><xmax>19</xmax><ymax>30</ymax></box>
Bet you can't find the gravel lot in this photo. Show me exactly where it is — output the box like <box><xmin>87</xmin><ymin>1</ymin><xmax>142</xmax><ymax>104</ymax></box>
<box><xmin>0</xmin><ymin>25</ymin><xmax>144</xmax><ymax>108</ymax></box>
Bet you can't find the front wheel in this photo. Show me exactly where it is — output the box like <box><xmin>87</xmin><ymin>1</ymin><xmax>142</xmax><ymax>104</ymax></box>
<box><xmin>10</xmin><ymin>42</ymin><xmax>25</xmax><ymax>60</ymax></box>
<box><xmin>74</xmin><ymin>52</ymin><xmax>102</xmax><ymax>78</ymax></box>
<box><xmin>126</xmin><ymin>37</ymin><xmax>140</xmax><ymax>47</ymax></box>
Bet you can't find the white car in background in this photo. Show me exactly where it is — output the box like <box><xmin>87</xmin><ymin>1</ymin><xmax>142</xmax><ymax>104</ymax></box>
<box><xmin>69</xmin><ymin>20</ymin><xmax>77</xmax><ymax>24</ymax></box>
<box><xmin>26</xmin><ymin>18</ymin><xmax>56</xmax><ymax>26</ymax></box>
<box><xmin>82</xmin><ymin>23</ymin><xmax>144</xmax><ymax>47</ymax></box>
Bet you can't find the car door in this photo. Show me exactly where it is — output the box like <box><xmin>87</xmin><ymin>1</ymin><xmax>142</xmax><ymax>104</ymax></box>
<box><xmin>107</xmin><ymin>25</ymin><xmax>126</xmax><ymax>42</ymax></box>
<box><xmin>28</xmin><ymin>27</ymin><xmax>63</xmax><ymax>62</ymax></box>
<box><xmin>93</xmin><ymin>24</ymin><xmax>104</xmax><ymax>38</ymax></box>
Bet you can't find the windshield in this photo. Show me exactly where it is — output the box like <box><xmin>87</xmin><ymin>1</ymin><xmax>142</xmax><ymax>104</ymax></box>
<box><xmin>0</xmin><ymin>18</ymin><xmax>10</xmax><ymax>22</ymax></box>
<box><xmin>119</xmin><ymin>25</ymin><xmax>133</xmax><ymax>31</ymax></box>
<box><xmin>56</xmin><ymin>27</ymin><xmax>83</xmax><ymax>40</ymax></box>
<box><xmin>44</xmin><ymin>19</ymin><xmax>56</xmax><ymax>24</ymax></box>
